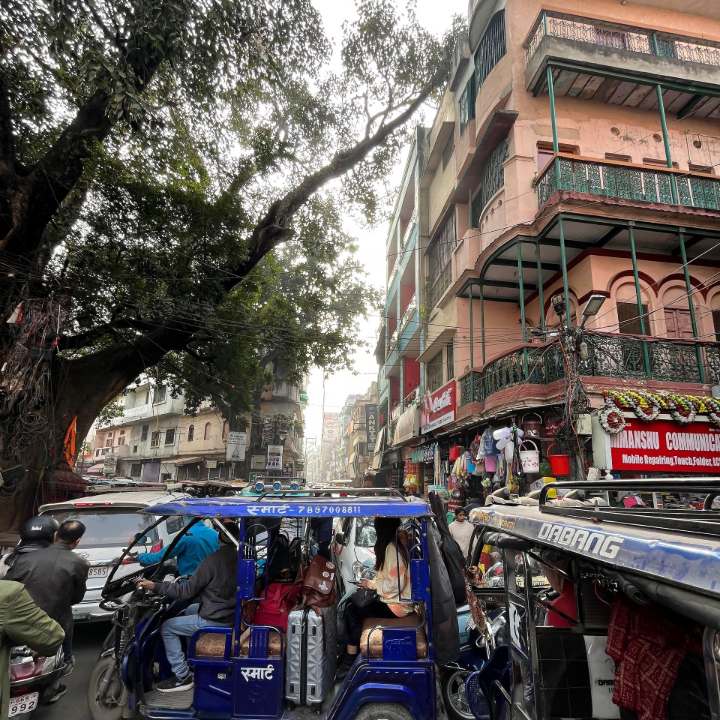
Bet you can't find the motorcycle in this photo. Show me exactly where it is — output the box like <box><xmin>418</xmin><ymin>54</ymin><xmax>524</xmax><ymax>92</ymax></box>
<box><xmin>9</xmin><ymin>645</ymin><xmax>64</xmax><ymax>719</ymax></box>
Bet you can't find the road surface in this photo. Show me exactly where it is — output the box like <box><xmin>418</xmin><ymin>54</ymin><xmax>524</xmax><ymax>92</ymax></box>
<box><xmin>34</xmin><ymin>622</ymin><xmax>110</xmax><ymax>720</ymax></box>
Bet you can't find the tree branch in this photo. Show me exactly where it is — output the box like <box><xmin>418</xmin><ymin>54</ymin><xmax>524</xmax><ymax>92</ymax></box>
<box><xmin>0</xmin><ymin>74</ymin><xmax>16</xmax><ymax>172</ymax></box>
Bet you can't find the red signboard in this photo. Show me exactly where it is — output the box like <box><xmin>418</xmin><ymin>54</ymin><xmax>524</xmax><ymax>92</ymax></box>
<box><xmin>420</xmin><ymin>381</ymin><xmax>456</xmax><ymax>434</ymax></box>
<box><xmin>608</xmin><ymin>418</ymin><xmax>720</xmax><ymax>473</ymax></box>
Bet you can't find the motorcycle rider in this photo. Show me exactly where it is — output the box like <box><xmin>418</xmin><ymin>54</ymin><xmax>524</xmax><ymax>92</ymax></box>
<box><xmin>0</xmin><ymin>581</ymin><xmax>65</xmax><ymax>717</ymax></box>
<box><xmin>0</xmin><ymin>516</ymin><xmax>59</xmax><ymax>579</ymax></box>
<box><xmin>135</xmin><ymin>522</ymin><xmax>239</xmax><ymax>693</ymax></box>
<box><xmin>131</xmin><ymin>520</ymin><xmax>218</xmax><ymax>577</ymax></box>
<box><xmin>6</xmin><ymin>520</ymin><xmax>89</xmax><ymax>688</ymax></box>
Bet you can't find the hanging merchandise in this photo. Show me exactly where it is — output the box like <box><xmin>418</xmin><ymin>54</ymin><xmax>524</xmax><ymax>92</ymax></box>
<box><xmin>472</xmin><ymin>457</ymin><xmax>484</xmax><ymax>476</ymax></box>
<box><xmin>522</xmin><ymin>413</ymin><xmax>543</xmax><ymax>438</ymax></box>
<box><xmin>519</xmin><ymin>440</ymin><xmax>540</xmax><ymax>474</ymax></box>
<box><xmin>404</xmin><ymin>461</ymin><xmax>420</xmax><ymax>494</ymax></box>
<box><xmin>481</xmin><ymin>428</ymin><xmax>495</xmax><ymax>457</ymax></box>
<box><xmin>449</xmin><ymin>443</ymin><xmax>461</xmax><ymax>462</ymax></box>
<box><xmin>547</xmin><ymin>443</ymin><xmax>570</xmax><ymax>476</ymax></box>
<box><xmin>469</xmin><ymin>434</ymin><xmax>481</xmax><ymax>462</ymax></box>
<box><xmin>484</xmin><ymin>454</ymin><xmax>497</xmax><ymax>473</ymax></box>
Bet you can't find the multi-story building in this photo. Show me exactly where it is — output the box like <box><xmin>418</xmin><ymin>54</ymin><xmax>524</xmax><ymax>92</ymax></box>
<box><xmin>376</xmin><ymin>0</ymin><xmax>720</xmax><ymax>488</ymax></box>
<box><xmin>347</xmin><ymin>383</ymin><xmax>379</xmax><ymax>485</ymax></box>
<box><xmin>339</xmin><ymin>394</ymin><xmax>362</xmax><ymax>477</ymax></box>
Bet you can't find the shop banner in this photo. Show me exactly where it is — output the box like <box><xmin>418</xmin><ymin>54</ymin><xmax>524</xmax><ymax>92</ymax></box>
<box><xmin>597</xmin><ymin>417</ymin><xmax>720</xmax><ymax>473</ymax></box>
<box><xmin>420</xmin><ymin>381</ymin><xmax>456</xmax><ymax>434</ymax></box>
<box><xmin>226</xmin><ymin>431</ymin><xmax>247</xmax><ymax>461</ymax></box>
<box><xmin>266</xmin><ymin>444</ymin><xmax>283</xmax><ymax>470</ymax></box>
<box><xmin>365</xmin><ymin>404</ymin><xmax>378</xmax><ymax>448</ymax></box>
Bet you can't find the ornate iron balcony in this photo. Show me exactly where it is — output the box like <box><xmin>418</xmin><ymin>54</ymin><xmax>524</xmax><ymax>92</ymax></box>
<box><xmin>537</xmin><ymin>155</ymin><xmax>720</xmax><ymax>211</ymax></box>
<box><xmin>458</xmin><ymin>334</ymin><xmax>720</xmax><ymax>406</ymax></box>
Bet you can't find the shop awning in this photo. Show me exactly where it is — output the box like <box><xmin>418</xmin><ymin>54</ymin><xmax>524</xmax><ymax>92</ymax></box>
<box><xmin>164</xmin><ymin>456</ymin><xmax>205</xmax><ymax>466</ymax></box>
<box><xmin>393</xmin><ymin>405</ymin><xmax>420</xmax><ymax>447</ymax></box>
<box><xmin>85</xmin><ymin>463</ymin><xmax>105</xmax><ymax>475</ymax></box>
<box><xmin>372</xmin><ymin>426</ymin><xmax>387</xmax><ymax>470</ymax></box>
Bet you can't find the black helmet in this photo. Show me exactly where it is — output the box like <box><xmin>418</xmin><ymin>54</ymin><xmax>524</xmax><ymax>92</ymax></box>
<box><xmin>20</xmin><ymin>516</ymin><xmax>59</xmax><ymax>542</ymax></box>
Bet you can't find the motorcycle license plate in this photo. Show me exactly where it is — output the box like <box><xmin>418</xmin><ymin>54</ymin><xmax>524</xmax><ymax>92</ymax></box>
<box><xmin>88</xmin><ymin>566</ymin><xmax>108</xmax><ymax>578</ymax></box>
<box><xmin>9</xmin><ymin>693</ymin><xmax>38</xmax><ymax>716</ymax></box>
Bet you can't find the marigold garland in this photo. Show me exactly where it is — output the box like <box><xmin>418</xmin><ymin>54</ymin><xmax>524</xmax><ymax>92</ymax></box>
<box><xmin>602</xmin><ymin>390</ymin><xmax>720</xmax><ymax>428</ymax></box>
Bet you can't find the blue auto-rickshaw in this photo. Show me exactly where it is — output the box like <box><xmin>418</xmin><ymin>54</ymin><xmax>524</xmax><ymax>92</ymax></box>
<box><xmin>94</xmin><ymin>489</ymin><xmax>459</xmax><ymax>720</ymax></box>
<box><xmin>463</xmin><ymin>479</ymin><xmax>720</xmax><ymax>720</ymax></box>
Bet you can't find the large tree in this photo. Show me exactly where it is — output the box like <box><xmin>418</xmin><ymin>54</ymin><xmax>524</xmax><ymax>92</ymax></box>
<box><xmin>0</xmin><ymin>0</ymin><xmax>455</xmax><ymax>523</ymax></box>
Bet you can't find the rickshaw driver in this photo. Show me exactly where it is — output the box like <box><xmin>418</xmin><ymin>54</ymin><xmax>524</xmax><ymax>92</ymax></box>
<box><xmin>135</xmin><ymin>521</ymin><xmax>239</xmax><ymax>693</ymax></box>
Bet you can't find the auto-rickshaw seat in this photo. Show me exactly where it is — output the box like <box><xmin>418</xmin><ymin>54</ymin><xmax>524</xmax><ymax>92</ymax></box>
<box><xmin>360</xmin><ymin>611</ymin><xmax>428</xmax><ymax>658</ymax></box>
<box><xmin>239</xmin><ymin>627</ymin><xmax>283</xmax><ymax>657</ymax></box>
<box><xmin>195</xmin><ymin>630</ymin><xmax>233</xmax><ymax>658</ymax></box>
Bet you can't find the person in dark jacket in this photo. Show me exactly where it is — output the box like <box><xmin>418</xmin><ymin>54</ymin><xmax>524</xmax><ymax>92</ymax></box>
<box><xmin>0</xmin><ymin>516</ymin><xmax>59</xmax><ymax>579</ymax></box>
<box><xmin>5</xmin><ymin>519</ymin><xmax>88</xmax><ymax>693</ymax></box>
<box><xmin>136</xmin><ymin>522</ymin><xmax>239</xmax><ymax>693</ymax></box>
<box><xmin>310</xmin><ymin>517</ymin><xmax>333</xmax><ymax>560</ymax></box>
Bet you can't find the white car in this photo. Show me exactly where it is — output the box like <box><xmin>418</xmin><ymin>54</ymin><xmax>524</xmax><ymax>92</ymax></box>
<box><xmin>332</xmin><ymin>516</ymin><xmax>376</xmax><ymax>593</ymax></box>
<box><xmin>39</xmin><ymin>489</ymin><xmax>189</xmax><ymax>622</ymax></box>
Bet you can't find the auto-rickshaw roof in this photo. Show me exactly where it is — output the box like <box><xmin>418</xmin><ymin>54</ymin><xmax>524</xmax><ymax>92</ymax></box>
<box><xmin>471</xmin><ymin>499</ymin><xmax>720</xmax><ymax>600</ymax></box>
<box><xmin>144</xmin><ymin>491</ymin><xmax>430</xmax><ymax>519</ymax></box>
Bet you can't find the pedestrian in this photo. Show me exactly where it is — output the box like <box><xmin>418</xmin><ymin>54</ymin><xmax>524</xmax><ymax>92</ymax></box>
<box><xmin>135</xmin><ymin>522</ymin><xmax>239</xmax><ymax>693</ymax></box>
<box><xmin>132</xmin><ymin>520</ymin><xmax>218</xmax><ymax>577</ymax></box>
<box><xmin>0</xmin><ymin>581</ymin><xmax>65</xmax><ymax>718</ymax></box>
<box><xmin>0</xmin><ymin>516</ymin><xmax>59</xmax><ymax>579</ymax></box>
<box><xmin>362</xmin><ymin>478</ymin><xmax>374</xmax><ymax>488</ymax></box>
<box><xmin>448</xmin><ymin>507</ymin><xmax>475</xmax><ymax>559</ymax></box>
<box><xmin>5</xmin><ymin>519</ymin><xmax>88</xmax><ymax>687</ymax></box>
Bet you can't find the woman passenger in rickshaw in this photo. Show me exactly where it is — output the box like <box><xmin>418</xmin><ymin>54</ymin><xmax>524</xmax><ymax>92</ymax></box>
<box><xmin>336</xmin><ymin>517</ymin><xmax>412</xmax><ymax>679</ymax></box>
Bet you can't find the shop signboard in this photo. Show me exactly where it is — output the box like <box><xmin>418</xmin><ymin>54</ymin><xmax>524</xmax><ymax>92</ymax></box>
<box><xmin>365</xmin><ymin>404</ymin><xmax>378</xmax><ymax>448</ymax></box>
<box><xmin>103</xmin><ymin>453</ymin><xmax>117</xmax><ymax>477</ymax></box>
<box><xmin>593</xmin><ymin>416</ymin><xmax>720</xmax><ymax>473</ymax></box>
<box><xmin>420</xmin><ymin>381</ymin><xmax>456</xmax><ymax>434</ymax></box>
<box><xmin>266</xmin><ymin>444</ymin><xmax>283</xmax><ymax>470</ymax></box>
<box><xmin>225</xmin><ymin>431</ymin><xmax>247</xmax><ymax>462</ymax></box>
<box><xmin>206</xmin><ymin>460</ymin><xmax>218</xmax><ymax>469</ymax></box>
<box><xmin>282</xmin><ymin>462</ymin><xmax>294</xmax><ymax>477</ymax></box>
<box><xmin>323</xmin><ymin>413</ymin><xmax>340</xmax><ymax>444</ymax></box>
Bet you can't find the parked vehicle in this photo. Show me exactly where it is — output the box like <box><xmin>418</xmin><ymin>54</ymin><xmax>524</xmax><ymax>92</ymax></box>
<box><xmin>9</xmin><ymin>645</ymin><xmax>64</xmax><ymax>719</ymax></box>
<box><xmin>38</xmin><ymin>489</ymin><xmax>189</xmax><ymax>622</ymax></box>
<box><xmin>93</xmin><ymin>489</ymin><xmax>461</xmax><ymax>720</ymax></box>
<box><xmin>464</xmin><ymin>479</ymin><xmax>720</xmax><ymax>720</ymax></box>
<box><xmin>332</xmin><ymin>516</ymin><xmax>376</xmax><ymax>592</ymax></box>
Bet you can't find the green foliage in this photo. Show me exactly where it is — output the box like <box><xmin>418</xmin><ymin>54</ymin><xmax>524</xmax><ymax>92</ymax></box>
<box><xmin>1</xmin><ymin>0</ymin><xmax>456</xmax><ymax>429</ymax></box>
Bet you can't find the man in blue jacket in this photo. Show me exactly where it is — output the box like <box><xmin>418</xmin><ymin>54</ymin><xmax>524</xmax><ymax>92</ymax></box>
<box><xmin>135</xmin><ymin>521</ymin><xmax>219</xmax><ymax>577</ymax></box>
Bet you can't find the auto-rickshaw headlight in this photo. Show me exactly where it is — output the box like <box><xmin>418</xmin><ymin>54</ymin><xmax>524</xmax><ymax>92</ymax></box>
<box><xmin>290</xmin><ymin>482</ymin><xmax>299</xmax><ymax>491</ymax></box>
<box><xmin>254</xmin><ymin>481</ymin><xmax>265</xmax><ymax>492</ymax></box>
<box><xmin>272</xmin><ymin>481</ymin><xmax>283</xmax><ymax>491</ymax></box>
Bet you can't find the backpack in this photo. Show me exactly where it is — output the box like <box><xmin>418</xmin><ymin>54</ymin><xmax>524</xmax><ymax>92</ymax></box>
<box><xmin>268</xmin><ymin>533</ymin><xmax>301</xmax><ymax>582</ymax></box>
<box><xmin>300</xmin><ymin>555</ymin><xmax>337</xmax><ymax>610</ymax></box>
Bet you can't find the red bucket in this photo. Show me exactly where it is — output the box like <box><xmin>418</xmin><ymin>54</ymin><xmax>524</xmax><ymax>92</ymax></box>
<box><xmin>547</xmin><ymin>443</ymin><xmax>570</xmax><ymax>476</ymax></box>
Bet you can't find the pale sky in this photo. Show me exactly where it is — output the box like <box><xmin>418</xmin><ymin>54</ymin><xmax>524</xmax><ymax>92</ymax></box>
<box><xmin>304</xmin><ymin>0</ymin><xmax>467</xmax><ymax>444</ymax></box>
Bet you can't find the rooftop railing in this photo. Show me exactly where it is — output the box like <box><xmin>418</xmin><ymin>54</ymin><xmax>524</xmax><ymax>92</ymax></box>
<box><xmin>526</xmin><ymin>11</ymin><xmax>720</xmax><ymax>69</ymax></box>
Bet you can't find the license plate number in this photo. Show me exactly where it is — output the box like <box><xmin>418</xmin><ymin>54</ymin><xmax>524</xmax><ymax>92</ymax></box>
<box><xmin>88</xmin><ymin>566</ymin><xmax>108</xmax><ymax>578</ymax></box>
<box><xmin>9</xmin><ymin>693</ymin><xmax>38</xmax><ymax>716</ymax></box>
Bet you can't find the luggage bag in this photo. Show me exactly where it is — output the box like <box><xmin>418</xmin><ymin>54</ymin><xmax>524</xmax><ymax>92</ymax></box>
<box><xmin>285</xmin><ymin>603</ymin><xmax>338</xmax><ymax>707</ymax></box>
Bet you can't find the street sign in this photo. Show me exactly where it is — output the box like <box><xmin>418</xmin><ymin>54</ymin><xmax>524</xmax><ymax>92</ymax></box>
<box><xmin>266</xmin><ymin>444</ymin><xmax>283</xmax><ymax>470</ymax></box>
<box><xmin>226</xmin><ymin>431</ymin><xmax>247</xmax><ymax>461</ymax></box>
<box><xmin>365</xmin><ymin>404</ymin><xmax>378</xmax><ymax>447</ymax></box>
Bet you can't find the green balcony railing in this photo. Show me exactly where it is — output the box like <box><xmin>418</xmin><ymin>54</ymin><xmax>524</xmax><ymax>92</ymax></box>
<box><xmin>526</xmin><ymin>11</ymin><xmax>720</xmax><ymax>69</ymax></box>
<box><xmin>537</xmin><ymin>155</ymin><xmax>720</xmax><ymax>211</ymax></box>
<box><xmin>459</xmin><ymin>334</ymin><xmax>720</xmax><ymax>406</ymax></box>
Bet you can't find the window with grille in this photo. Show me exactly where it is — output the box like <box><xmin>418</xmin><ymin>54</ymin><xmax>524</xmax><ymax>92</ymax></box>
<box><xmin>154</xmin><ymin>385</ymin><xmax>167</xmax><ymax>404</ymax></box>
<box><xmin>459</xmin><ymin>76</ymin><xmax>475</xmax><ymax>136</ymax></box>
<box><xmin>473</xmin><ymin>138</ymin><xmax>509</xmax><ymax>221</ymax></box>
<box><xmin>427</xmin><ymin>352</ymin><xmax>443</xmax><ymax>392</ymax></box>
<box><xmin>428</xmin><ymin>212</ymin><xmax>457</xmax><ymax>284</ymax></box>
<box><xmin>188</xmin><ymin>425</ymin><xmax>194</xmax><ymax>442</ymax></box>
<box><xmin>617</xmin><ymin>303</ymin><xmax>648</xmax><ymax>335</ymax></box>
<box><xmin>165</xmin><ymin>428</ymin><xmax>175</xmax><ymax>445</ymax></box>
<box><xmin>150</xmin><ymin>431</ymin><xmax>160</xmax><ymax>448</ymax></box>
<box><xmin>141</xmin><ymin>425</ymin><xmax>149</xmax><ymax>441</ymax></box>
<box><xmin>446</xmin><ymin>342</ymin><xmax>455</xmax><ymax>380</ymax></box>
<box><xmin>713</xmin><ymin>310</ymin><xmax>720</xmax><ymax>341</ymax></box>
<box><xmin>442</xmin><ymin>133</ymin><xmax>454</xmax><ymax>171</ymax></box>
<box><xmin>474</xmin><ymin>11</ymin><xmax>506</xmax><ymax>90</ymax></box>
<box><xmin>130</xmin><ymin>463</ymin><xmax>142</xmax><ymax>477</ymax></box>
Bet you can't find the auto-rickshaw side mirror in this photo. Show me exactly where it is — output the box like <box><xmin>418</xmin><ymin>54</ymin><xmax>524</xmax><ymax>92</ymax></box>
<box><xmin>335</xmin><ymin>532</ymin><xmax>346</xmax><ymax>545</ymax></box>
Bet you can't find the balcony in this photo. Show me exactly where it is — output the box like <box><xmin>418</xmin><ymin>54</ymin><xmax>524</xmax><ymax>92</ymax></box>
<box><xmin>537</xmin><ymin>154</ymin><xmax>720</xmax><ymax>212</ymax></box>
<box><xmin>459</xmin><ymin>334</ymin><xmax>720</xmax><ymax>407</ymax></box>
<box><xmin>400</xmin><ymin>214</ymin><xmax>417</xmax><ymax>252</ymax></box>
<box><xmin>387</xmin><ymin>326</ymin><xmax>399</xmax><ymax>356</ymax></box>
<box><xmin>399</xmin><ymin>295</ymin><xmax>417</xmax><ymax>333</ymax></box>
<box><xmin>525</xmin><ymin>11</ymin><xmax>720</xmax><ymax>116</ymax></box>
<box><xmin>427</xmin><ymin>264</ymin><xmax>452</xmax><ymax>309</ymax></box>
<box><xmin>404</xmin><ymin>387</ymin><xmax>419</xmax><ymax>409</ymax></box>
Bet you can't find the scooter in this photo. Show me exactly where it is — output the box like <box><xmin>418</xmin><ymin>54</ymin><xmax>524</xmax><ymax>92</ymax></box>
<box><xmin>9</xmin><ymin>645</ymin><xmax>64</xmax><ymax>719</ymax></box>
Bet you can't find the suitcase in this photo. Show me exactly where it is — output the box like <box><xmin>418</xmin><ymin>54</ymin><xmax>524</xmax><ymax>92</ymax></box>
<box><xmin>285</xmin><ymin>603</ymin><xmax>337</xmax><ymax>707</ymax></box>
